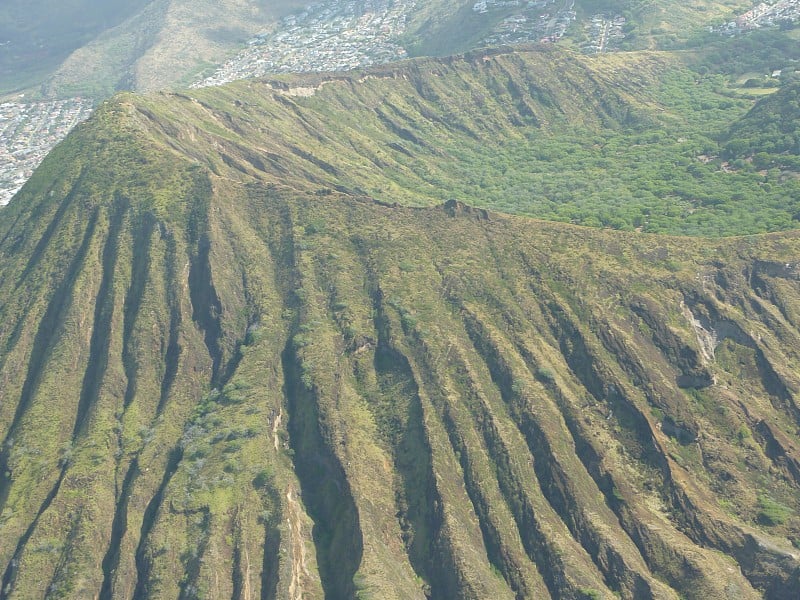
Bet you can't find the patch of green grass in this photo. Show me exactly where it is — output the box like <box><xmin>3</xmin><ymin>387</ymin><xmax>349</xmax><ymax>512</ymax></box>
<box><xmin>757</xmin><ymin>494</ymin><xmax>792</xmax><ymax>526</ymax></box>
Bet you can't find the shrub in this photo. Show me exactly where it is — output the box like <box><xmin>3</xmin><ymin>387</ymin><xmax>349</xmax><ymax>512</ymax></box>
<box><xmin>536</xmin><ymin>367</ymin><xmax>555</xmax><ymax>383</ymax></box>
<box><xmin>252</xmin><ymin>468</ymin><xmax>273</xmax><ymax>490</ymax></box>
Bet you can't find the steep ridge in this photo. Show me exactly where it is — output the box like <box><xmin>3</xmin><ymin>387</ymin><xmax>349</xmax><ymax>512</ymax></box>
<box><xmin>0</xmin><ymin>50</ymin><xmax>800</xmax><ymax>599</ymax></box>
<box><xmin>123</xmin><ymin>46</ymin><xmax>664</xmax><ymax>202</ymax></box>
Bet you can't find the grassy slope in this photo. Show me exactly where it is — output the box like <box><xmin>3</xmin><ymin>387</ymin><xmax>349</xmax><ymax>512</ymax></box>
<box><xmin>724</xmin><ymin>82</ymin><xmax>800</xmax><ymax>162</ymax></box>
<box><xmin>0</xmin><ymin>50</ymin><xmax>800</xmax><ymax>598</ymax></box>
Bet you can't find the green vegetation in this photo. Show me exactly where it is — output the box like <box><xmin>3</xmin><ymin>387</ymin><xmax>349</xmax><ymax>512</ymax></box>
<box><xmin>724</xmin><ymin>82</ymin><xmax>800</xmax><ymax>167</ymax></box>
<box><xmin>404</xmin><ymin>0</ymin><xmax>751</xmax><ymax>56</ymax></box>
<box><xmin>686</xmin><ymin>28</ymin><xmax>800</xmax><ymax>76</ymax></box>
<box><xmin>758</xmin><ymin>495</ymin><xmax>793</xmax><ymax>526</ymax></box>
<box><xmin>1</xmin><ymin>55</ymin><xmax>800</xmax><ymax>595</ymax></box>
<box><xmin>404</xmin><ymin>1</ymin><xmax>510</xmax><ymax>57</ymax></box>
<box><xmin>3</xmin><ymin>9</ymin><xmax>800</xmax><ymax>596</ymax></box>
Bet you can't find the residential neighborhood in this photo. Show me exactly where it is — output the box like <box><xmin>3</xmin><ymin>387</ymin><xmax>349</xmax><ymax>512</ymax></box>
<box><xmin>192</xmin><ymin>0</ymin><xmax>415</xmax><ymax>88</ymax></box>
<box><xmin>713</xmin><ymin>0</ymin><xmax>800</xmax><ymax>34</ymax></box>
<box><xmin>478</xmin><ymin>0</ymin><xmax>577</xmax><ymax>46</ymax></box>
<box><xmin>0</xmin><ymin>97</ymin><xmax>93</xmax><ymax>205</ymax></box>
<box><xmin>581</xmin><ymin>14</ymin><xmax>626</xmax><ymax>54</ymax></box>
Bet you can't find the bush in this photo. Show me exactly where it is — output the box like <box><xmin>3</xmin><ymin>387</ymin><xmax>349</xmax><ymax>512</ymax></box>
<box><xmin>253</xmin><ymin>469</ymin><xmax>273</xmax><ymax>490</ymax></box>
<box><xmin>536</xmin><ymin>367</ymin><xmax>555</xmax><ymax>383</ymax></box>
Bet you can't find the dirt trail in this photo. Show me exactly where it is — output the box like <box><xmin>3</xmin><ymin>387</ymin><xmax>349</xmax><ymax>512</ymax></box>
<box><xmin>273</xmin><ymin>408</ymin><xmax>283</xmax><ymax>451</ymax></box>
<box><xmin>286</xmin><ymin>486</ymin><xmax>311</xmax><ymax>599</ymax></box>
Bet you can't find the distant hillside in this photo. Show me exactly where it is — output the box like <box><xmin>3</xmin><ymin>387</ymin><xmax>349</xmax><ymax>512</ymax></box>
<box><xmin>404</xmin><ymin>0</ymin><xmax>752</xmax><ymax>56</ymax></box>
<box><xmin>0</xmin><ymin>0</ymin><xmax>151</xmax><ymax>94</ymax></box>
<box><xmin>1</xmin><ymin>0</ymin><xmax>759</xmax><ymax>99</ymax></box>
<box><xmin>38</xmin><ymin>0</ymin><xmax>309</xmax><ymax>98</ymax></box>
<box><xmin>592</xmin><ymin>0</ymin><xmax>750</xmax><ymax>48</ymax></box>
<box><xmin>724</xmin><ymin>82</ymin><xmax>800</xmax><ymax>169</ymax></box>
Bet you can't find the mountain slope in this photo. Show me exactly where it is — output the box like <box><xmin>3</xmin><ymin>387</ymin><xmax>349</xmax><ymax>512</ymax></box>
<box><xmin>1</xmin><ymin>50</ymin><xmax>800</xmax><ymax>599</ymax></box>
<box><xmin>0</xmin><ymin>0</ymin><xmax>151</xmax><ymax>94</ymax></box>
<box><xmin>724</xmin><ymin>81</ymin><xmax>800</xmax><ymax>167</ymax></box>
<box><xmin>401</xmin><ymin>0</ymin><xmax>751</xmax><ymax>56</ymax></box>
<box><xmin>31</xmin><ymin>0</ymin><xmax>308</xmax><ymax>98</ymax></box>
<box><xmin>4</xmin><ymin>0</ymin><xmax>757</xmax><ymax>99</ymax></box>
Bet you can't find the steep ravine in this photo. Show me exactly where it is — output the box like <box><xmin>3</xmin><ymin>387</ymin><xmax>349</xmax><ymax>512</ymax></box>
<box><xmin>282</xmin><ymin>337</ymin><xmax>363</xmax><ymax>599</ymax></box>
<box><xmin>370</xmin><ymin>291</ymin><xmax>463</xmax><ymax>599</ymax></box>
